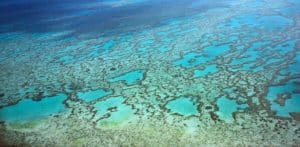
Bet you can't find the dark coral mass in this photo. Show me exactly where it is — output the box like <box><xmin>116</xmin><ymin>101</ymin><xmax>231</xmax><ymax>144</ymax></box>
<box><xmin>0</xmin><ymin>0</ymin><xmax>299</xmax><ymax>146</ymax></box>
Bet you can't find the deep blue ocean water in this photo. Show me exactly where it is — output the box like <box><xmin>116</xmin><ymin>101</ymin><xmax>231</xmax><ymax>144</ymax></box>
<box><xmin>0</xmin><ymin>0</ymin><xmax>299</xmax><ymax>146</ymax></box>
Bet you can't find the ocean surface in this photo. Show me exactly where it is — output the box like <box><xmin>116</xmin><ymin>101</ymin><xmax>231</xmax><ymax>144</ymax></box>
<box><xmin>0</xmin><ymin>0</ymin><xmax>299</xmax><ymax>146</ymax></box>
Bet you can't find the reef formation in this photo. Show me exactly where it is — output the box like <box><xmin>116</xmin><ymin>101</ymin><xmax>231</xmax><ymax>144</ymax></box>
<box><xmin>0</xmin><ymin>0</ymin><xmax>299</xmax><ymax>146</ymax></box>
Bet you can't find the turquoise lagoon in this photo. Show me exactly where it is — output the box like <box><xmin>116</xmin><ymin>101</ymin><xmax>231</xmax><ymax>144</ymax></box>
<box><xmin>0</xmin><ymin>0</ymin><xmax>299</xmax><ymax>146</ymax></box>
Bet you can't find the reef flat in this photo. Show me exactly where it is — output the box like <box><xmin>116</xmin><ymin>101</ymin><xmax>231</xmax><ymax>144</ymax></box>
<box><xmin>0</xmin><ymin>0</ymin><xmax>299</xmax><ymax>146</ymax></box>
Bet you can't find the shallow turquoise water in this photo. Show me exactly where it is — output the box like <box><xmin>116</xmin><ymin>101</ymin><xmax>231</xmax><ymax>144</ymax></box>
<box><xmin>77</xmin><ymin>89</ymin><xmax>112</xmax><ymax>102</ymax></box>
<box><xmin>0</xmin><ymin>0</ymin><xmax>299</xmax><ymax>146</ymax></box>
<box><xmin>216</xmin><ymin>96</ymin><xmax>248</xmax><ymax>123</ymax></box>
<box><xmin>166</xmin><ymin>97</ymin><xmax>199</xmax><ymax>116</ymax></box>
<box><xmin>0</xmin><ymin>94</ymin><xmax>67</xmax><ymax>122</ymax></box>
